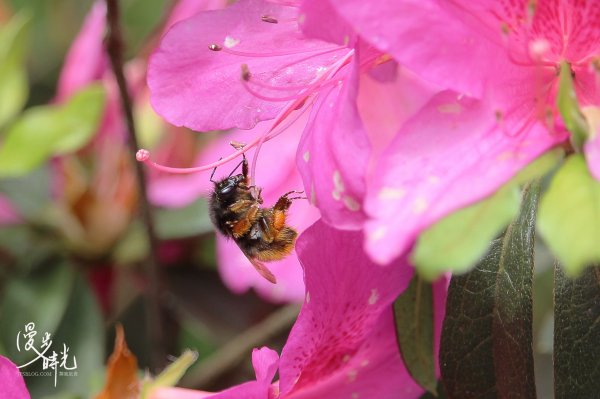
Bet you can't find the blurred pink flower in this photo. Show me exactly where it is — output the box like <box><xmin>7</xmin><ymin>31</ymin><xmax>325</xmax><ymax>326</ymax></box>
<box><xmin>0</xmin><ymin>194</ymin><xmax>21</xmax><ymax>225</ymax></box>
<box><xmin>315</xmin><ymin>0</ymin><xmax>600</xmax><ymax>264</ymax></box>
<box><xmin>150</xmin><ymin>116</ymin><xmax>319</xmax><ymax>303</ymax></box>
<box><xmin>0</xmin><ymin>355</ymin><xmax>30</xmax><ymax>399</ymax></box>
<box><xmin>150</xmin><ymin>221</ymin><xmax>448</xmax><ymax>399</ymax></box>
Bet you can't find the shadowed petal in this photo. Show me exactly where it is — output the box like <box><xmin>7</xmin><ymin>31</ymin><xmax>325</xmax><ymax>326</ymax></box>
<box><xmin>296</xmin><ymin>59</ymin><xmax>370</xmax><ymax>230</ymax></box>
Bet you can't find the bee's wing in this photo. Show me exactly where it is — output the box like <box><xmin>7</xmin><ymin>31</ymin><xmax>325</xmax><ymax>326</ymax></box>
<box><xmin>244</xmin><ymin>254</ymin><xmax>277</xmax><ymax>284</ymax></box>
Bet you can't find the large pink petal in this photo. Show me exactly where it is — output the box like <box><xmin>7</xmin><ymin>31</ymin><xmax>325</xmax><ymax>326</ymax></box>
<box><xmin>148</xmin><ymin>0</ymin><xmax>348</xmax><ymax>130</ymax></box>
<box><xmin>286</xmin><ymin>310</ymin><xmax>422</xmax><ymax>399</ymax></box>
<box><xmin>278</xmin><ymin>221</ymin><xmax>416</xmax><ymax>396</ymax></box>
<box><xmin>328</xmin><ymin>0</ymin><xmax>507</xmax><ymax>99</ymax></box>
<box><xmin>56</xmin><ymin>1</ymin><xmax>107</xmax><ymax>101</ymax></box>
<box><xmin>296</xmin><ymin>60</ymin><xmax>369</xmax><ymax>230</ymax></box>
<box><xmin>364</xmin><ymin>91</ymin><xmax>565</xmax><ymax>265</ymax></box>
<box><xmin>0</xmin><ymin>355</ymin><xmax>30</xmax><ymax>399</ymax></box>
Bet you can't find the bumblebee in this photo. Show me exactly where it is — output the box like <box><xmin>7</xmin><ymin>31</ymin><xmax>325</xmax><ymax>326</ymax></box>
<box><xmin>208</xmin><ymin>153</ymin><xmax>301</xmax><ymax>284</ymax></box>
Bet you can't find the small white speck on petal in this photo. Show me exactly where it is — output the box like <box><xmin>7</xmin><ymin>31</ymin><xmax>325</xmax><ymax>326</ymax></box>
<box><xmin>306</xmin><ymin>291</ymin><xmax>310</xmax><ymax>303</ymax></box>
<box><xmin>333</xmin><ymin>170</ymin><xmax>345</xmax><ymax>193</ymax></box>
<box><xmin>368</xmin><ymin>289</ymin><xmax>379</xmax><ymax>305</ymax></box>
<box><xmin>303</xmin><ymin>151</ymin><xmax>310</xmax><ymax>162</ymax></box>
<box><xmin>343</xmin><ymin>195</ymin><xmax>361</xmax><ymax>211</ymax></box>
<box><xmin>378</xmin><ymin>187</ymin><xmax>406</xmax><ymax>200</ymax></box>
<box><xmin>360</xmin><ymin>359</ymin><xmax>370</xmax><ymax>367</ymax></box>
<box><xmin>332</xmin><ymin>189</ymin><xmax>342</xmax><ymax>201</ymax></box>
<box><xmin>224</xmin><ymin>36</ymin><xmax>240</xmax><ymax>48</ymax></box>
<box><xmin>342</xmin><ymin>354</ymin><xmax>351</xmax><ymax>363</ymax></box>
<box><xmin>347</xmin><ymin>369</ymin><xmax>358</xmax><ymax>382</ymax></box>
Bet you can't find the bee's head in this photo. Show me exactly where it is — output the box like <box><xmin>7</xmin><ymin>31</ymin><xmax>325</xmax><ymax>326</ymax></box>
<box><xmin>215</xmin><ymin>174</ymin><xmax>245</xmax><ymax>198</ymax></box>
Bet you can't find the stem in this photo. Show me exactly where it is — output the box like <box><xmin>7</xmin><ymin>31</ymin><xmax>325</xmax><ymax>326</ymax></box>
<box><xmin>105</xmin><ymin>0</ymin><xmax>165</xmax><ymax>370</ymax></box>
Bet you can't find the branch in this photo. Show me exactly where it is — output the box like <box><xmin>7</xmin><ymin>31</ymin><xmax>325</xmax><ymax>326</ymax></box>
<box><xmin>105</xmin><ymin>0</ymin><xmax>165</xmax><ymax>370</ymax></box>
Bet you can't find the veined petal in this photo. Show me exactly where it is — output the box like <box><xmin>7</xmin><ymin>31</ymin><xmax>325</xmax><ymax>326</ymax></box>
<box><xmin>328</xmin><ymin>0</ymin><xmax>506</xmax><ymax>99</ymax></box>
<box><xmin>148</xmin><ymin>0</ymin><xmax>348</xmax><ymax>130</ymax></box>
<box><xmin>278</xmin><ymin>221</ymin><xmax>417</xmax><ymax>396</ymax></box>
<box><xmin>296</xmin><ymin>59</ymin><xmax>369</xmax><ymax>230</ymax></box>
<box><xmin>364</xmin><ymin>91</ymin><xmax>564</xmax><ymax>265</ymax></box>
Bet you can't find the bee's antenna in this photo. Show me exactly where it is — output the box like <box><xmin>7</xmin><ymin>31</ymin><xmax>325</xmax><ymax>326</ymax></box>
<box><xmin>210</xmin><ymin>157</ymin><xmax>223</xmax><ymax>183</ymax></box>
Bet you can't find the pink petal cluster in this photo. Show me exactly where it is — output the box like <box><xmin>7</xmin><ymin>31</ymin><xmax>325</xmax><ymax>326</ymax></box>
<box><xmin>151</xmin><ymin>221</ymin><xmax>448</xmax><ymax>399</ymax></box>
<box><xmin>0</xmin><ymin>355</ymin><xmax>30</xmax><ymax>399</ymax></box>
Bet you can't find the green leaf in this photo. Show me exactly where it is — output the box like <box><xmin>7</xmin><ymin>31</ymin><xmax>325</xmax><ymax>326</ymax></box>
<box><xmin>413</xmin><ymin>149</ymin><xmax>561</xmax><ymax>280</ymax></box>
<box><xmin>557</xmin><ymin>62</ymin><xmax>589</xmax><ymax>150</ymax></box>
<box><xmin>440</xmin><ymin>181</ymin><xmax>539</xmax><ymax>398</ymax></box>
<box><xmin>140</xmin><ymin>350</ymin><xmax>198</xmax><ymax>399</ymax></box>
<box><xmin>538</xmin><ymin>154</ymin><xmax>600</xmax><ymax>276</ymax></box>
<box><xmin>154</xmin><ymin>199</ymin><xmax>213</xmax><ymax>240</ymax></box>
<box><xmin>0</xmin><ymin>261</ymin><xmax>76</xmax><ymax>365</ymax></box>
<box><xmin>25</xmin><ymin>274</ymin><xmax>105</xmax><ymax>398</ymax></box>
<box><xmin>554</xmin><ymin>264</ymin><xmax>600</xmax><ymax>398</ymax></box>
<box><xmin>393</xmin><ymin>276</ymin><xmax>437</xmax><ymax>395</ymax></box>
<box><xmin>0</xmin><ymin>85</ymin><xmax>105</xmax><ymax>177</ymax></box>
<box><xmin>0</xmin><ymin>12</ymin><xmax>30</xmax><ymax>128</ymax></box>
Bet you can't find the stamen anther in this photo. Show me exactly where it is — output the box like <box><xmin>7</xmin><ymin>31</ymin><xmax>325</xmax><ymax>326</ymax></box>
<box><xmin>136</xmin><ymin>149</ymin><xmax>150</xmax><ymax>162</ymax></box>
<box><xmin>230</xmin><ymin>141</ymin><xmax>246</xmax><ymax>150</ymax></box>
<box><xmin>208</xmin><ymin>44</ymin><xmax>223</xmax><ymax>51</ymax></box>
<box><xmin>261</xmin><ymin>15</ymin><xmax>278</xmax><ymax>24</ymax></box>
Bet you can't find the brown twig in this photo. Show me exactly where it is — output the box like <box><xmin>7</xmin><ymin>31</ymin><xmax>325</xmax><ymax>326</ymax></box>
<box><xmin>105</xmin><ymin>0</ymin><xmax>165</xmax><ymax>370</ymax></box>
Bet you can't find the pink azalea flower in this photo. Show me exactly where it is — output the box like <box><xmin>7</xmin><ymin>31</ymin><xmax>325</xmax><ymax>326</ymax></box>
<box><xmin>0</xmin><ymin>194</ymin><xmax>21</xmax><ymax>225</ymax></box>
<box><xmin>150</xmin><ymin>118</ymin><xmax>319</xmax><ymax>303</ymax></box>
<box><xmin>147</xmin><ymin>0</ymin><xmax>394</xmax><ymax>230</ymax></box>
<box><xmin>0</xmin><ymin>355</ymin><xmax>30</xmax><ymax>399</ymax></box>
<box><xmin>150</xmin><ymin>221</ymin><xmax>448</xmax><ymax>399</ymax></box>
<box><xmin>55</xmin><ymin>1</ymin><xmax>107</xmax><ymax>102</ymax></box>
<box><xmin>313</xmin><ymin>0</ymin><xmax>600</xmax><ymax>264</ymax></box>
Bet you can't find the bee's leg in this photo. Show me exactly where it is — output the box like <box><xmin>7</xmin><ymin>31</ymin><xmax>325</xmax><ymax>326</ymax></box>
<box><xmin>271</xmin><ymin>195</ymin><xmax>294</xmax><ymax>232</ymax></box>
<box><xmin>259</xmin><ymin>217</ymin><xmax>275</xmax><ymax>243</ymax></box>
<box><xmin>230</xmin><ymin>203</ymin><xmax>260</xmax><ymax>238</ymax></box>
<box><xmin>210</xmin><ymin>157</ymin><xmax>223</xmax><ymax>183</ymax></box>
<box><xmin>242</xmin><ymin>153</ymin><xmax>250</xmax><ymax>185</ymax></box>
